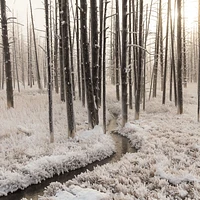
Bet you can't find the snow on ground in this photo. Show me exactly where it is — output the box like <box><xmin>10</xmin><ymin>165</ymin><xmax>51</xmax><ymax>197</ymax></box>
<box><xmin>40</xmin><ymin>84</ymin><xmax>200</xmax><ymax>200</ymax></box>
<box><xmin>0</xmin><ymin>88</ymin><xmax>115</xmax><ymax>196</ymax></box>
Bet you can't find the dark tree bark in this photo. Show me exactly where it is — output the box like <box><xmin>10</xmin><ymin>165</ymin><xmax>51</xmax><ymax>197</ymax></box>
<box><xmin>198</xmin><ymin>0</ymin><xmax>200</xmax><ymax>121</ymax></box>
<box><xmin>66</xmin><ymin>0</ymin><xmax>76</xmax><ymax>100</ymax></box>
<box><xmin>169</xmin><ymin>0</ymin><xmax>177</xmax><ymax>105</ymax></box>
<box><xmin>44</xmin><ymin>0</ymin><xmax>54</xmax><ymax>143</ymax></box>
<box><xmin>29</xmin><ymin>0</ymin><xmax>42</xmax><ymax>90</ymax></box>
<box><xmin>90</xmin><ymin>0</ymin><xmax>99</xmax><ymax>113</ymax></box>
<box><xmin>12</xmin><ymin>20</ymin><xmax>20</xmax><ymax>93</ymax></box>
<box><xmin>80</xmin><ymin>0</ymin><xmax>98</xmax><ymax>128</ymax></box>
<box><xmin>121</xmin><ymin>0</ymin><xmax>128</xmax><ymax>126</ymax></box>
<box><xmin>143</xmin><ymin>0</ymin><xmax>153</xmax><ymax>110</ymax></box>
<box><xmin>132</xmin><ymin>0</ymin><xmax>138</xmax><ymax>96</ymax></box>
<box><xmin>61</xmin><ymin>0</ymin><xmax>76</xmax><ymax>137</ymax></box>
<box><xmin>81</xmin><ymin>50</ymin><xmax>86</xmax><ymax>107</ymax></box>
<box><xmin>152</xmin><ymin>0</ymin><xmax>162</xmax><ymax>98</ymax></box>
<box><xmin>160</xmin><ymin>8</ymin><xmax>164</xmax><ymax>92</ymax></box>
<box><xmin>0</xmin><ymin>0</ymin><xmax>14</xmax><ymax>108</ymax></box>
<box><xmin>28</xmin><ymin>24</ymin><xmax>33</xmax><ymax>88</ymax></box>
<box><xmin>115</xmin><ymin>0</ymin><xmax>120</xmax><ymax>101</ymax></box>
<box><xmin>54</xmin><ymin>0</ymin><xmax>59</xmax><ymax>93</ymax></box>
<box><xmin>128</xmin><ymin>0</ymin><xmax>133</xmax><ymax>109</ymax></box>
<box><xmin>135</xmin><ymin>0</ymin><xmax>143</xmax><ymax>120</ymax></box>
<box><xmin>162</xmin><ymin>0</ymin><xmax>170</xmax><ymax>104</ymax></box>
<box><xmin>177</xmin><ymin>0</ymin><xmax>183</xmax><ymax>114</ymax></box>
<box><xmin>102</xmin><ymin>1</ymin><xmax>109</xmax><ymax>134</ymax></box>
<box><xmin>76</xmin><ymin>0</ymin><xmax>81</xmax><ymax>101</ymax></box>
<box><xmin>98</xmin><ymin>0</ymin><xmax>104</xmax><ymax>107</ymax></box>
<box><xmin>182</xmin><ymin>0</ymin><xmax>187</xmax><ymax>88</ymax></box>
<box><xmin>58</xmin><ymin>0</ymin><xmax>65</xmax><ymax>102</ymax></box>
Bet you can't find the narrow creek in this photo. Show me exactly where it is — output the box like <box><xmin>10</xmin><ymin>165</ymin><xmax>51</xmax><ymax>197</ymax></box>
<box><xmin>0</xmin><ymin>119</ymin><xmax>135</xmax><ymax>200</ymax></box>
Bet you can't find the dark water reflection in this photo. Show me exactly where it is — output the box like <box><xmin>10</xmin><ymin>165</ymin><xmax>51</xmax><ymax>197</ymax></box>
<box><xmin>0</xmin><ymin>120</ymin><xmax>135</xmax><ymax>200</ymax></box>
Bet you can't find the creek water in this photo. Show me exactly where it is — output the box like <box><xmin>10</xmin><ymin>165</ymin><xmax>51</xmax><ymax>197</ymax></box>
<box><xmin>0</xmin><ymin>119</ymin><xmax>134</xmax><ymax>200</ymax></box>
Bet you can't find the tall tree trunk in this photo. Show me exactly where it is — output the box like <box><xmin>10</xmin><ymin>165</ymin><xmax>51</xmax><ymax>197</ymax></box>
<box><xmin>66</xmin><ymin>0</ymin><xmax>76</xmax><ymax>100</ymax></box>
<box><xmin>58</xmin><ymin>0</ymin><xmax>65</xmax><ymax>101</ymax></box>
<box><xmin>152</xmin><ymin>0</ymin><xmax>161</xmax><ymax>98</ymax></box>
<box><xmin>115</xmin><ymin>0</ymin><xmax>120</xmax><ymax>101</ymax></box>
<box><xmin>98</xmin><ymin>0</ymin><xmax>104</xmax><ymax>107</ymax></box>
<box><xmin>121</xmin><ymin>0</ymin><xmax>128</xmax><ymax>126</ymax></box>
<box><xmin>177</xmin><ymin>0</ymin><xmax>183</xmax><ymax>114</ymax></box>
<box><xmin>81</xmin><ymin>50</ymin><xmax>86</xmax><ymax>107</ymax></box>
<box><xmin>29</xmin><ymin>0</ymin><xmax>42</xmax><ymax>90</ymax></box>
<box><xmin>45</xmin><ymin>0</ymin><xmax>54</xmax><ymax>143</ymax></box>
<box><xmin>128</xmin><ymin>0</ymin><xmax>133</xmax><ymax>109</ymax></box>
<box><xmin>198</xmin><ymin>0</ymin><xmax>200</xmax><ymax>121</ymax></box>
<box><xmin>90</xmin><ymin>0</ymin><xmax>99</xmax><ymax>124</ymax></box>
<box><xmin>12</xmin><ymin>21</ymin><xmax>20</xmax><ymax>93</ymax></box>
<box><xmin>1</xmin><ymin>52</ymin><xmax>5</xmax><ymax>90</ymax></box>
<box><xmin>132</xmin><ymin>0</ymin><xmax>138</xmax><ymax>96</ymax></box>
<box><xmin>0</xmin><ymin>0</ymin><xmax>14</xmax><ymax>108</ymax></box>
<box><xmin>170</xmin><ymin>0</ymin><xmax>177</xmax><ymax>105</ymax></box>
<box><xmin>162</xmin><ymin>0</ymin><xmax>170</xmax><ymax>104</ymax></box>
<box><xmin>61</xmin><ymin>0</ymin><xmax>76</xmax><ymax>137</ymax></box>
<box><xmin>76</xmin><ymin>0</ymin><xmax>81</xmax><ymax>101</ymax></box>
<box><xmin>80</xmin><ymin>0</ymin><xmax>98</xmax><ymax>128</ymax></box>
<box><xmin>54</xmin><ymin>0</ymin><xmax>59</xmax><ymax>93</ymax></box>
<box><xmin>182</xmin><ymin>0</ymin><xmax>187</xmax><ymax>88</ymax></box>
<box><xmin>160</xmin><ymin>8</ymin><xmax>164</xmax><ymax>92</ymax></box>
<box><xmin>102</xmin><ymin>1</ymin><xmax>109</xmax><ymax>133</ymax></box>
<box><xmin>135</xmin><ymin>0</ymin><xmax>143</xmax><ymax>120</ymax></box>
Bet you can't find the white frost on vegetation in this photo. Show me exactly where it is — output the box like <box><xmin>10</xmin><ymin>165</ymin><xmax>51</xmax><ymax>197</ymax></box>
<box><xmin>0</xmin><ymin>89</ymin><xmax>115</xmax><ymax>197</ymax></box>
<box><xmin>41</xmin><ymin>84</ymin><xmax>200</xmax><ymax>199</ymax></box>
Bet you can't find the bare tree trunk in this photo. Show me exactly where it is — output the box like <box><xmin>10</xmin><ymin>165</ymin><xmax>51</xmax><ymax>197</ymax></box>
<box><xmin>45</xmin><ymin>0</ymin><xmax>54</xmax><ymax>143</ymax></box>
<box><xmin>20</xmin><ymin>33</ymin><xmax>25</xmax><ymax>88</ymax></box>
<box><xmin>0</xmin><ymin>0</ymin><xmax>14</xmax><ymax>108</ymax></box>
<box><xmin>54</xmin><ymin>0</ymin><xmax>59</xmax><ymax>93</ymax></box>
<box><xmin>81</xmin><ymin>50</ymin><xmax>86</xmax><ymax>107</ymax></box>
<box><xmin>80</xmin><ymin>0</ymin><xmax>98</xmax><ymax>128</ymax></box>
<box><xmin>102</xmin><ymin>1</ymin><xmax>109</xmax><ymax>133</ymax></box>
<box><xmin>29</xmin><ymin>0</ymin><xmax>42</xmax><ymax>89</ymax></box>
<box><xmin>177</xmin><ymin>0</ymin><xmax>183</xmax><ymax>114</ymax></box>
<box><xmin>90</xmin><ymin>0</ymin><xmax>99</xmax><ymax>124</ymax></box>
<box><xmin>98</xmin><ymin>0</ymin><xmax>104</xmax><ymax>107</ymax></box>
<box><xmin>61</xmin><ymin>0</ymin><xmax>76</xmax><ymax>137</ymax></box>
<box><xmin>58</xmin><ymin>0</ymin><xmax>65</xmax><ymax>101</ymax></box>
<box><xmin>135</xmin><ymin>0</ymin><xmax>143</xmax><ymax>120</ymax></box>
<box><xmin>76</xmin><ymin>0</ymin><xmax>81</xmax><ymax>100</ymax></box>
<box><xmin>12</xmin><ymin>20</ymin><xmax>20</xmax><ymax>93</ymax></box>
<box><xmin>66</xmin><ymin>0</ymin><xmax>76</xmax><ymax>100</ymax></box>
<box><xmin>182</xmin><ymin>0</ymin><xmax>187</xmax><ymax>88</ymax></box>
<box><xmin>121</xmin><ymin>0</ymin><xmax>128</xmax><ymax>126</ymax></box>
<box><xmin>0</xmin><ymin>53</ymin><xmax>2</xmax><ymax>89</ymax></box>
<box><xmin>128</xmin><ymin>0</ymin><xmax>133</xmax><ymax>109</ymax></box>
<box><xmin>170</xmin><ymin>0</ymin><xmax>177</xmax><ymax>105</ymax></box>
<box><xmin>132</xmin><ymin>0</ymin><xmax>138</xmax><ymax>96</ymax></box>
<box><xmin>90</xmin><ymin>0</ymin><xmax>99</xmax><ymax>105</ymax></box>
<box><xmin>198</xmin><ymin>0</ymin><xmax>200</xmax><ymax>121</ymax></box>
<box><xmin>152</xmin><ymin>0</ymin><xmax>161</xmax><ymax>98</ymax></box>
<box><xmin>160</xmin><ymin>8</ymin><xmax>164</xmax><ymax>92</ymax></box>
<box><xmin>162</xmin><ymin>0</ymin><xmax>170</xmax><ymax>104</ymax></box>
<box><xmin>115</xmin><ymin>0</ymin><xmax>120</xmax><ymax>101</ymax></box>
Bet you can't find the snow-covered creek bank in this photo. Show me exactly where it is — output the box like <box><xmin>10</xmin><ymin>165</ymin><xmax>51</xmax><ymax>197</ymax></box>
<box><xmin>0</xmin><ymin>120</ymin><xmax>135</xmax><ymax>200</ymax></box>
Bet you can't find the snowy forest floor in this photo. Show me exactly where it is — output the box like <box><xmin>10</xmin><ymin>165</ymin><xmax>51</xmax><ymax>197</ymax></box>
<box><xmin>0</xmin><ymin>87</ymin><xmax>116</xmax><ymax>197</ymax></box>
<box><xmin>39</xmin><ymin>83</ymin><xmax>200</xmax><ymax>200</ymax></box>
<box><xmin>1</xmin><ymin>84</ymin><xmax>200</xmax><ymax>199</ymax></box>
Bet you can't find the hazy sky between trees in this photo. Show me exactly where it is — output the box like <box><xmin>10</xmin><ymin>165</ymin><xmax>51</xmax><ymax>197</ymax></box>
<box><xmin>6</xmin><ymin>0</ymin><xmax>199</xmax><ymax>37</ymax></box>
<box><xmin>7</xmin><ymin>0</ymin><xmax>45</xmax><ymax>34</ymax></box>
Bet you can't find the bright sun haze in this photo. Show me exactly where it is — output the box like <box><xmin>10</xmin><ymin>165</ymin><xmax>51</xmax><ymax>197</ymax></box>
<box><xmin>184</xmin><ymin>0</ymin><xmax>198</xmax><ymax>29</ymax></box>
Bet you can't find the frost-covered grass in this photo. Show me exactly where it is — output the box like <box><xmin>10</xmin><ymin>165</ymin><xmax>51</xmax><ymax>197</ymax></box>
<box><xmin>41</xmin><ymin>83</ymin><xmax>200</xmax><ymax>200</ymax></box>
<box><xmin>0</xmin><ymin>88</ymin><xmax>115</xmax><ymax>196</ymax></box>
